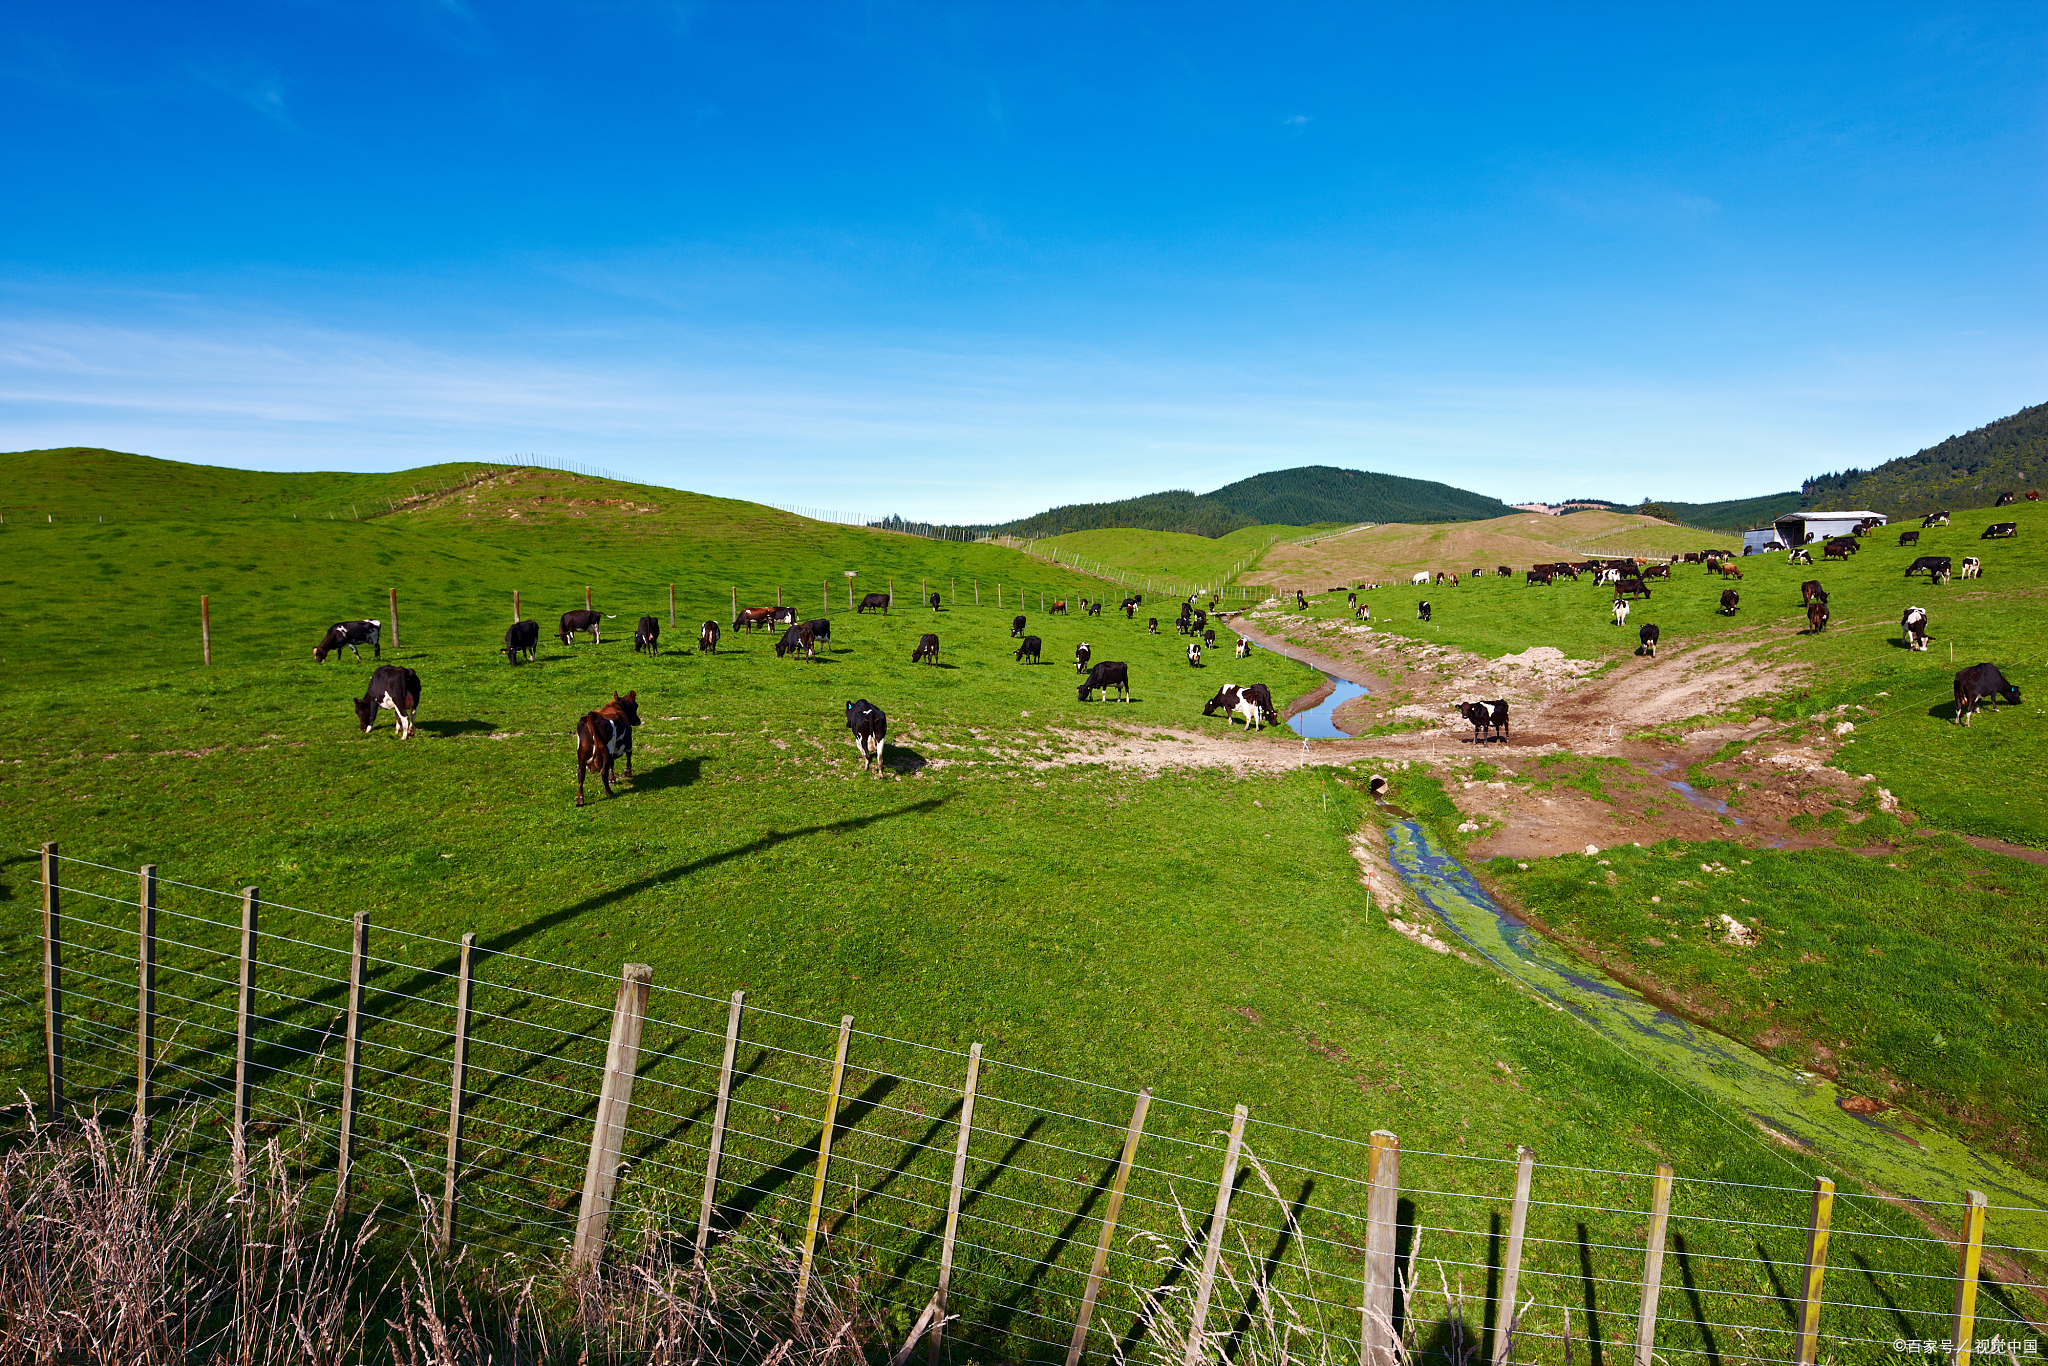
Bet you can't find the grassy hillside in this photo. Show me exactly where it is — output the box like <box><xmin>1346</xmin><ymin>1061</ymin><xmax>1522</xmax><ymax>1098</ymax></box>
<box><xmin>0</xmin><ymin>446</ymin><xmax>497</xmax><ymax>523</ymax></box>
<box><xmin>1023</xmin><ymin>523</ymin><xmax>1304</xmax><ymax>591</ymax></box>
<box><xmin>991</xmin><ymin>488</ymin><xmax>1255</xmax><ymax>539</ymax></box>
<box><xmin>1207</xmin><ymin>464</ymin><xmax>1514</xmax><ymax>524</ymax></box>
<box><xmin>1806</xmin><ymin>400</ymin><xmax>2048</xmax><ymax>515</ymax></box>
<box><xmin>3</xmin><ymin>452</ymin><xmax>2023</xmax><ymax>1358</ymax></box>
<box><xmin>1658</xmin><ymin>490</ymin><xmax>1804</xmax><ymax>531</ymax></box>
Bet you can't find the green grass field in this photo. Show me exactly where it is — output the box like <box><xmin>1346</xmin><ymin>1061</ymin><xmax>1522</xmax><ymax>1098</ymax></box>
<box><xmin>1027</xmin><ymin>524</ymin><xmax>1307</xmax><ymax>592</ymax></box>
<box><xmin>4</xmin><ymin>452</ymin><xmax>2042</xmax><ymax>1360</ymax></box>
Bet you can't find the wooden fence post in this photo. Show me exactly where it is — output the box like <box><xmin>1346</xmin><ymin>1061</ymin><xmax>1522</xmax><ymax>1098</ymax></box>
<box><xmin>1491</xmin><ymin>1146</ymin><xmax>1534</xmax><ymax>1366</ymax></box>
<box><xmin>1066</xmin><ymin>1087</ymin><xmax>1152</xmax><ymax>1366</ymax></box>
<box><xmin>1363</xmin><ymin>1129</ymin><xmax>1401</xmax><ymax>1366</ymax></box>
<box><xmin>795</xmin><ymin>1015</ymin><xmax>853</xmax><ymax>1318</ymax></box>
<box><xmin>823</xmin><ymin>578</ymin><xmax>828</xmax><ymax>609</ymax></box>
<box><xmin>1632</xmin><ymin>1164</ymin><xmax>1674</xmax><ymax>1366</ymax></box>
<box><xmin>572</xmin><ymin>963</ymin><xmax>653</xmax><ymax>1274</ymax></box>
<box><xmin>439</xmin><ymin>932</ymin><xmax>476</xmax><ymax>1254</ymax></box>
<box><xmin>732</xmin><ymin>586</ymin><xmax>738</xmax><ymax>621</ymax></box>
<box><xmin>336</xmin><ymin>913</ymin><xmax>367</xmax><ymax>1216</ymax></box>
<box><xmin>514</xmin><ymin>589</ymin><xmax>520</xmax><ymax>622</ymax></box>
<box><xmin>1183</xmin><ymin>1103</ymin><xmax>1249</xmax><ymax>1366</ymax></box>
<box><xmin>41</xmin><ymin>843</ymin><xmax>63</xmax><ymax>1122</ymax></box>
<box><xmin>1795</xmin><ymin>1177</ymin><xmax>1834</xmax><ymax>1364</ymax></box>
<box><xmin>585</xmin><ymin>586</ymin><xmax>592</xmax><ymax>611</ymax></box>
<box><xmin>927</xmin><ymin>1043</ymin><xmax>982</xmax><ymax>1366</ymax></box>
<box><xmin>694</xmin><ymin>990</ymin><xmax>745</xmax><ymax>1267</ymax></box>
<box><xmin>233</xmin><ymin>886</ymin><xmax>259</xmax><ymax>1191</ymax></box>
<box><xmin>200</xmin><ymin>595</ymin><xmax>211</xmax><ymax>665</ymax></box>
<box><xmin>950</xmin><ymin>577</ymin><xmax>955</xmax><ymax>606</ymax></box>
<box><xmin>974</xmin><ymin>579</ymin><xmax>979</xmax><ymax>606</ymax></box>
<box><xmin>669</xmin><ymin>583</ymin><xmax>675</xmax><ymax>627</ymax></box>
<box><xmin>389</xmin><ymin>588</ymin><xmax>400</xmax><ymax>649</ymax></box>
<box><xmin>1948</xmin><ymin>1190</ymin><xmax>1988</xmax><ymax>1366</ymax></box>
<box><xmin>135</xmin><ymin>865</ymin><xmax>157</xmax><ymax>1149</ymax></box>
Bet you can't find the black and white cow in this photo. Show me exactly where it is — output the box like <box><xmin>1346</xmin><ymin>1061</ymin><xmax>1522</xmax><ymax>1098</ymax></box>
<box><xmin>1087</xmin><ymin>601</ymin><xmax>1102</xmax><ymax>617</ymax></box>
<box><xmin>802</xmin><ymin>618</ymin><xmax>833</xmax><ymax>647</ymax></box>
<box><xmin>768</xmin><ymin>606</ymin><xmax>797</xmax><ymax>627</ymax></box>
<box><xmin>1417</xmin><ymin>601</ymin><xmax>1431</xmax><ymax>622</ymax></box>
<box><xmin>1075</xmin><ymin>641</ymin><xmax>1091</xmax><ymax>674</ymax></box>
<box><xmin>1719</xmin><ymin>588</ymin><xmax>1740</xmax><ymax>615</ymax></box>
<box><xmin>1637</xmin><ymin>624</ymin><xmax>1660</xmax><ymax>657</ymax></box>
<box><xmin>1904</xmin><ymin>556</ymin><xmax>1951</xmax><ymax>581</ymax></box>
<box><xmin>353</xmin><ymin>665</ymin><xmax>420</xmax><ymax>738</ymax></box>
<box><xmin>1205</xmin><ymin>682</ymin><xmax>1277</xmax><ymax>730</ymax></box>
<box><xmin>1921</xmin><ymin>511</ymin><xmax>1950</xmax><ymax>528</ymax></box>
<box><xmin>1982</xmin><ymin>522</ymin><xmax>2018</xmax><ymax>540</ymax></box>
<box><xmin>1203</xmin><ymin>628</ymin><xmax>1216</xmax><ymax>649</ymax></box>
<box><xmin>775</xmin><ymin>623</ymin><xmax>817</xmax><ymax>660</ymax></box>
<box><xmin>1239</xmin><ymin>683</ymin><xmax>1278</xmax><ymax>728</ymax></box>
<box><xmin>560</xmin><ymin>609</ymin><xmax>606</xmax><ymax>645</ymax></box>
<box><xmin>699</xmin><ymin>620</ymin><xmax>721</xmax><ymax>653</ymax></box>
<box><xmin>911</xmin><ymin>633</ymin><xmax>940</xmax><ymax>664</ymax></box>
<box><xmin>1994</xmin><ymin>491</ymin><xmax>2018</xmax><ymax>507</ymax></box>
<box><xmin>1901</xmin><ymin>606</ymin><xmax>1928</xmax><ymax>651</ymax></box>
<box><xmin>930</xmin><ymin>592</ymin><xmax>942</xmax><ymax>612</ymax></box>
<box><xmin>857</xmin><ymin>592</ymin><xmax>892</xmax><ymax>614</ymax></box>
<box><xmin>1457</xmin><ymin>698</ymin><xmax>1510</xmax><ymax>743</ymax></box>
<box><xmin>315</xmin><ymin>619</ymin><xmax>381</xmax><ymax>663</ymax></box>
<box><xmin>1953</xmin><ymin>664</ymin><xmax>2021</xmax><ymax>726</ymax></box>
<box><xmin>634</xmin><ymin>616</ymin><xmax>660</xmax><ymax>654</ymax></box>
<box><xmin>574</xmin><ymin>691</ymin><xmax>639</xmax><ymax>805</ymax></box>
<box><xmin>1186</xmin><ymin>643</ymin><xmax>1203</xmax><ymax>667</ymax></box>
<box><xmin>1147</xmin><ymin>617</ymin><xmax>1159</xmax><ymax>635</ymax></box>
<box><xmin>1012</xmin><ymin>615</ymin><xmax>1028</xmax><ymax>638</ymax></box>
<box><xmin>1959</xmin><ymin>557</ymin><xmax>1982</xmax><ymax>580</ymax></box>
<box><xmin>1235</xmin><ymin>636</ymin><xmax>1251</xmax><ymax>659</ymax></box>
<box><xmin>1078</xmin><ymin>661</ymin><xmax>1131</xmax><ymax>702</ymax></box>
<box><xmin>503</xmin><ymin>619</ymin><xmax>540</xmax><ymax>664</ymax></box>
<box><xmin>1612</xmin><ymin>598</ymin><xmax>1630</xmax><ymax>628</ymax></box>
<box><xmin>1014</xmin><ymin>634</ymin><xmax>1042</xmax><ymax>664</ymax></box>
<box><xmin>845</xmin><ymin>699</ymin><xmax>887</xmax><ymax>771</ymax></box>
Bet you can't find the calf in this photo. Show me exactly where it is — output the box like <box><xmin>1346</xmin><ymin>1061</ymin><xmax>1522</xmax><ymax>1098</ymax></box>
<box><xmin>1147</xmin><ymin>617</ymin><xmax>1159</xmax><ymax>634</ymax></box>
<box><xmin>1953</xmin><ymin>663</ymin><xmax>2021</xmax><ymax>726</ymax></box>
<box><xmin>1611</xmin><ymin>598</ymin><xmax>1630</xmax><ymax>628</ymax></box>
<box><xmin>1235</xmin><ymin>636</ymin><xmax>1251</xmax><ymax>659</ymax></box>
<box><xmin>1417</xmin><ymin>600</ymin><xmax>1431</xmax><ymax>622</ymax></box>
<box><xmin>503</xmin><ymin>619</ymin><xmax>540</xmax><ymax>664</ymax></box>
<box><xmin>1959</xmin><ymin>556</ymin><xmax>1982</xmax><ymax>579</ymax></box>
<box><xmin>1922</xmin><ymin>511</ymin><xmax>1950</xmax><ymax>528</ymax></box>
<box><xmin>1901</xmin><ymin>606</ymin><xmax>1928</xmax><ymax>651</ymax></box>
<box><xmin>574</xmin><ymin>691</ymin><xmax>640</xmax><ymax>805</ymax></box>
<box><xmin>1801</xmin><ymin>580</ymin><xmax>1828</xmax><ymax>605</ymax></box>
<box><xmin>845</xmin><ymin>699</ymin><xmax>887</xmax><ymax>772</ymax></box>
<box><xmin>1904</xmin><ymin>556</ymin><xmax>1951</xmax><ymax>580</ymax></box>
<box><xmin>1075</xmin><ymin>641</ymin><xmax>1091</xmax><ymax>674</ymax></box>
<box><xmin>315</xmin><ymin>619</ymin><xmax>382</xmax><ymax>663</ymax></box>
<box><xmin>354</xmin><ymin>665</ymin><xmax>420</xmax><ymax>739</ymax></box>
<box><xmin>1806</xmin><ymin>600</ymin><xmax>1829</xmax><ymax>633</ymax></box>
<box><xmin>1077</xmin><ymin>660</ymin><xmax>1131</xmax><ymax>702</ymax></box>
<box><xmin>911</xmin><ymin>633</ymin><xmax>940</xmax><ymax>665</ymax></box>
<box><xmin>775</xmin><ymin>623</ymin><xmax>817</xmax><ymax>660</ymax></box>
<box><xmin>1897</xmin><ymin>529</ymin><xmax>1919</xmax><ymax>547</ymax></box>
<box><xmin>560</xmin><ymin>609</ymin><xmax>606</xmax><ymax>645</ymax></box>
<box><xmin>633</xmin><ymin>616</ymin><xmax>660</xmax><ymax>654</ymax></box>
<box><xmin>1719</xmin><ymin>588</ymin><xmax>1740</xmax><ymax>615</ymax></box>
<box><xmin>733</xmin><ymin>606</ymin><xmax>774</xmax><ymax>632</ymax></box>
<box><xmin>699</xmin><ymin>620</ymin><xmax>720</xmax><ymax>653</ymax></box>
<box><xmin>1014</xmin><ymin>634</ymin><xmax>1042</xmax><ymax>664</ymax></box>
<box><xmin>1186</xmin><ymin>643</ymin><xmax>1203</xmax><ymax>667</ymax></box>
<box><xmin>1637</xmin><ymin>624</ymin><xmax>1660</xmax><ymax>657</ymax></box>
<box><xmin>1011</xmin><ymin>615</ymin><xmax>1028</xmax><ymax>638</ymax></box>
<box><xmin>857</xmin><ymin>592</ymin><xmax>892</xmax><ymax>613</ymax></box>
<box><xmin>1982</xmin><ymin>522</ymin><xmax>2017</xmax><ymax>539</ymax></box>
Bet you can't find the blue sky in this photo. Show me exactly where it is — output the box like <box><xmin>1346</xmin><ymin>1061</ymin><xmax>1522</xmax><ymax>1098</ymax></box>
<box><xmin>2</xmin><ymin>3</ymin><xmax>2042</xmax><ymax>522</ymax></box>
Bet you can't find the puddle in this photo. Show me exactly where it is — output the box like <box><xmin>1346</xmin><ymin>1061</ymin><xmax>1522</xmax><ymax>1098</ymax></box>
<box><xmin>1288</xmin><ymin>672</ymin><xmax>1369</xmax><ymax>739</ymax></box>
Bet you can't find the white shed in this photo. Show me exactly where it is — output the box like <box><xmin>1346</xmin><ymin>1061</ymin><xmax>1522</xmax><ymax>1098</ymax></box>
<box><xmin>1771</xmin><ymin>510</ymin><xmax>1887</xmax><ymax>546</ymax></box>
<box><xmin>1741</xmin><ymin>528</ymin><xmax>1786</xmax><ymax>554</ymax></box>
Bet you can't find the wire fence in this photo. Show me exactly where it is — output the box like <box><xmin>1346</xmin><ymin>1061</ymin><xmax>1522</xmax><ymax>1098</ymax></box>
<box><xmin>15</xmin><ymin>844</ymin><xmax>2048</xmax><ymax>1365</ymax></box>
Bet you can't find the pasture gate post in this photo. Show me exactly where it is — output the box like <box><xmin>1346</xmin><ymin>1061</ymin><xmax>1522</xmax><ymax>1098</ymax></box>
<box><xmin>200</xmin><ymin>595</ymin><xmax>211</xmax><ymax>664</ymax></box>
<box><xmin>1631</xmin><ymin>1164</ymin><xmax>1673</xmax><ymax>1366</ymax></box>
<box><xmin>389</xmin><ymin>588</ymin><xmax>400</xmax><ymax>649</ymax></box>
<box><xmin>1794</xmin><ymin>1176</ymin><xmax>1834</xmax><ymax>1365</ymax></box>
<box><xmin>1490</xmin><ymin>1145</ymin><xmax>1535</xmax><ymax>1366</ymax></box>
<box><xmin>336</xmin><ymin>913</ymin><xmax>368</xmax><ymax>1217</ymax></box>
<box><xmin>928</xmin><ymin>1043</ymin><xmax>982</xmax><ymax>1366</ymax></box>
<box><xmin>135</xmin><ymin>865</ymin><xmax>157</xmax><ymax>1150</ymax></box>
<box><xmin>1183</xmin><ymin>1103</ymin><xmax>1249</xmax><ymax>1366</ymax></box>
<box><xmin>572</xmin><ymin>963</ymin><xmax>653</xmax><ymax>1275</ymax></box>
<box><xmin>795</xmin><ymin>1014</ymin><xmax>854</xmax><ymax>1319</ymax></box>
<box><xmin>233</xmin><ymin>886</ymin><xmax>259</xmax><ymax>1193</ymax></box>
<box><xmin>40</xmin><ymin>843</ymin><xmax>63</xmax><ymax>1122</ymax></box>
<box><xmin>1362</xmin><ymin>1129</ymin><xmax>1401</xmax><ymax>1366</ymax></box>
<box><xmin>1065</xmin><ymin>1086</ymin><xmax>1152</xmax><ymax>1366</ymax></box>
<box><xmin>669</xmin><ymin>583</ymin><xmax>675</xmax><ymax>627</ymax></box>
<box><xmin>439</xmin><ymin>932</ymin><xmax>476</xmax><ymax>1255</ymax></box>
<box><xmin>1947</xmin><ymin>1190</ymin><xmax>1988</xmax><ymax>1366</ymax></box>
<box><xmin>694</xmin><ymin>990</ymin><xmax>746</xmax><ymax>1267</ymax></box>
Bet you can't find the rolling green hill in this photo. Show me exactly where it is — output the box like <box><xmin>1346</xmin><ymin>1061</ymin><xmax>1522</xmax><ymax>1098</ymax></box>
<box><xmin>1656</xmin><ymin>490</ymin><xmax>1804</xmax><ymax>530</ymax></box>
<box><xmin>991</xmin><ymin>487</ymin><xmax>1254</xmax><ymax>538</ymax></box>
<box><xmin>1804</xmin><ymin>401</ymin><xmax>2048</xmax><ymax>515</ymax></box>
<box><xmin>993</xmin><ymin>464</ymin><xmax>1514</xmax><ymax>538</ymax></box>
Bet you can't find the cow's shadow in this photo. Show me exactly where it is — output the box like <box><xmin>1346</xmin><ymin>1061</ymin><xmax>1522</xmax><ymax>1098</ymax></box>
<box><xmin>881</xmin><ymin>746</ymin><xmax>928</xmax><ymax>774</ymax></box>
<box><xmin>420</xmin><ymin>718</ymin><xmax>497</xmax><ymax>737</ymax></box>
<box><xmin>630</xmin><ymin>757</ymin><xmax>706</xmax><ymax>792</ymax></box>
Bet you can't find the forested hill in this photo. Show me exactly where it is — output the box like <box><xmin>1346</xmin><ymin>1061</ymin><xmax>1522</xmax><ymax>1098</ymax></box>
<box><xmin>993</xmin><ymin>465</ymin><xmax>1512</xmax><ymax>539</ymax></box>
<box><xmin>1804</xmin><ymin>402</ymin><xmax>2047</xmax><ymax>515</ymax></box>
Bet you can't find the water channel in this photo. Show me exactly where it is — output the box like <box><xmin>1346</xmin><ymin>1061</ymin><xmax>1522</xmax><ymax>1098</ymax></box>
<box><xmin>1287</xmin><ymin>671</ymin><xmax>1367</xmax><ymax>738</ymax></box>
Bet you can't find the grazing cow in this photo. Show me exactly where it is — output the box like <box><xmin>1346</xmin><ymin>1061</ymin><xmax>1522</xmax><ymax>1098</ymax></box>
<box><xmin>1051</xmin><ymin>600</ymin><xmax>1067</xmax><ymax>615</ymax></box>
<box><xmin>1825</xmin><ymin>538</ymin><xmax>1859</xmax><ymax>560</ymax></box>
<box><xmin>1525</xmin><ymin>568</ymin><xmax>1553</xmax><ymax>586</ymax></box>
<box><xmin>1901</xmin><ymin>606</ymin><xmax>1928</xmax><ymax>651</ymax></box>
<box><xmin>560</xmin><ymin>609</ymin><xmax>606</xmax><ymax>645</ymax></box>
<box><xmin>1618</xmin><ymin>577</ymin><xmax>1651</xmax><ymax>600</ymax></box>
<box><xmin>1721</xmin><ymin>564</ymin><xmax>1744</xmax><ymax>581</ymax></box>
<box><xmin>1147</xmin><ymin>617</ymin><xmax>1159</xmax><ymax>634</ymax></box>
<box><xmin>634</xmin><ymin>616</ymin><xmax>660</xmax><ymax>654</ymax></box>
<box><xmin>1788</xmin><ymin>547</ymin><xmax>1813</xmax><ymax>566</ymax></box>
<box><xmin>1014</xmin><ymin>634</ymin><xmax>1042</xmax><ymax>664</ymax></box>
<box><xmin>930</xmin><ymin>592</ymin><xmax>942</xmax><ymax>612</ymax></box>
<box><xmin>768</xmin><ymin>606</ymin><xmax>797</xmax><ymax>626</ymax></box>
<box><xmin>1125</xmin><ymin>601</ymin><xmax>1136</xmax><ymax>619</ymax></box>
<box><xmin>573</xmin><ymin>691</ymin><xmax>640</xmax><ymax>805</ymax></box>
<box><xmin>1417</xmin><ymin>600</ymin><xmax>1432</xmax><ymax>622</ymax></box>
<box><xmin>1612</xmin><ymin>598</ymin><xmax>1630</xmax><ymax>628</ymax></box>
<box><xmin>699</xmin><ymin>620</ymin><xmax>720</xmax><ymax>653</ymax></box>
<box><xmin>503</xmin><ymin>619</ymin><xmax>540</xmax><ymax>664</ymax></box>
<box><xmin>1087</xmin><ymin>601</ymin><xmax>1103</xmax><ymax>617</ymax></box>
<box><xmin>1496</xmin><ymin>565</ymin><xmax>1512</xmax><ymax>579</ymax></box>
<box><xmin>911</xmin><ymin>633</ymin><xmax>939</xmax><ymax>665</ymax></box>
<box><xmin>1203</xmin><ymin>683</ymin><xmax>1241</xmax><ymax>720</ymax></box>
<box><xmin>1077</xmin><ymin>661</ymin><xmax>1131</xmax><ymax>702</ymax></box>
<box><xmin>1203</xmin><ymin>629</ymin><xmax>1216</xmax><ymax>649</ymax></box>
<box><xmin>2028</xmin><ymin>491</ymin><xmax>2042</xmax><ymax>501</ymax></box>
<box><xmin>1643</xmin><ymin>563</ymin><xmax>1671</xmax><ymax>579</ymax></box>
<box><xmin>1190</xmin><ymin>609</ymin><xmax>1208</xmax><ymax>635</ymax></box>
<box><xmin>1719</xmin><ymin>588</ymin><xmax>1740</xmax><ymax>615</ymax></box>
<box><xmin>1995</xmin><ymin>491</ymin><xmax>2018</xmax><ymax>507</ymax></box>
<box><xmin>1075</xmin><ymin>641</ymin><xmax>1091</xmax><ymax>674</ymax></box>
<box><xmin>775</xmin><ymin>623</ymin><xmax>817</xmax><ymax>660</ymax></box>
<box><xmin>315</xmin><ymin>619</ymin><xmax>382</xmax><ymax>663</ymax></box>
<box><xmin>1953</xmin><ymin>664</ymin><xmax>2021</xmax><ymax>726</ymax></box>
<box><xmin>1206</xmin><ymin>683</ymin><xmax>1277</xmax><ymax>730</ymax></box>
<box><xmin>1356</xmin><ymin>603</ymin><xmax>1372</xmax><ymax>623</ymax></box>
<box><xmin>1897</xmin><ymin>530</ymin><xmax>1920</xmax><ymax>547</ymax></box>
<box><xmin>1411</xmin><ymin>571</ymin><xmax>1431</xmax><ymax>586</ymax></box>
<box><xmin>1239</xmin><ymin>683</ymin><xmax>1278</xmax><ymax>727</ymax></box>
<box><xmin>1348</xmin><ymin>592</ymin><xmax>1358</xmax><ymax>607</ymax></box>
<box><xmin>1960</xmin><ymin>556</ymin><xmax>1982</xmax><ymax>579</ymax></box>
<box><xmin>1235</xmin><ymin>636</ymin><xmax>1251</xmax><ymax>659</ymax></box>
<box><xmin>1922</xmin><ymin>511</ymin><xmax>1950</xmax><ymax>528</ymax></box>
<box><xmin>733</xmin><ymin>606</ymin><xmax>774</xmax><ymax>632</ymax></box>
<box><xmin>802</xmin><ymin>618</ymin><xmax>833</xmax><ymax>648</ymax></box>
<box><xmin>1011</xmin><ymin>615</ymin><xmax>1028</xmax><ymax>638</ymax></box>
<box><xmin>1296</xmin><ymin>590</ymin><xmax>1308</xmax><ymax>609</ymax></box>
<box><xmin>1806</xmin><ymin>601</ymin><xmax>1829</xmax><ymax>633</ymax></box>
<box><xmin>845</xmin><ymin>699</ymin><xmax>887</xmax><ymax>772</ymax></box>
<box><xmin>1801</xmin><ymin>580</ymin><xmax>1828</xmax><ymax>605</ymax></box>
<box><xmin>1904</xmin><ymin>556</ymin><xmax>1951</xmax><ymax>580</ymax></box>
<box><xmin>1186</xmin><ymin>643</ymin><xmax>1203</xmax><ymax>667</ymax></box>
<box><xmin>1637</xmin><ymin>624</ymin><xmax>1660</xmax><ymax>657</ymax></box>
<box><xmin>354</xmin><ymin>665</ymin><xmax>420</xmax><ymax>739</ymax></box>
<box><xmin>1982</xmin><ymin>522</ymin><xmax>2018</xmax><ymax>539</ymax></box>
<box><xmin>857</xmin><ymin>592</ymin><xmax>892</xmax><ymax>613</ymax></box>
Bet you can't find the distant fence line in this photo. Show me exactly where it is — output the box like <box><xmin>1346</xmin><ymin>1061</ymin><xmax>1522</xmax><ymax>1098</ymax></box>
<box><xmin>20</xmin><ymin>843</ymin><xmax>2048</xmax><ymax>1365</ymax></box>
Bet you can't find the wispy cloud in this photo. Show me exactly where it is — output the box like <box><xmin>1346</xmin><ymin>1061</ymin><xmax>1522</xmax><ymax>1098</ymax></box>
<box><xmin>192</xmin><ymin>59</ymin><xmax>295</xmax><ymax>128</ymax></box>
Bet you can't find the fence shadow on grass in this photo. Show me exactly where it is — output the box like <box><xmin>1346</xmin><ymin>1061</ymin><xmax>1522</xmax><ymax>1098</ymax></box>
<box><xmin>1673</xmin><ymin>1233</ymin><xmax>1723</xmax><ymax>1366</ymax></box>
<box><xmin>419</xmin><ymin>719</ymin><xmax>497</xmax><ymax>737</ymax></box>
<box><xmin>707</xmin><ymin>1073</ymin><xmax>902</xmax><ymax>1248</ymax></box>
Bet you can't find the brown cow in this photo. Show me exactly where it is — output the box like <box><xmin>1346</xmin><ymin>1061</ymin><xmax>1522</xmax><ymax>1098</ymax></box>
<box><xmin>574</xmin><ymin>691</ymin><xmax>640</xmax><ymax>806</ymax></box>
<box><xmin>1806</xmin><ymin>601</ymin><xmax>1829</xmax><ymax>633</ymax></box>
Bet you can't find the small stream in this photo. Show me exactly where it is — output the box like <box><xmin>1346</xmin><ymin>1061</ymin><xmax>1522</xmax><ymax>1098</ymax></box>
<box><xmin>1287</xmin><ymin>672</ymin><xmax>1368</xmax><ymax>738</ymax></box>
